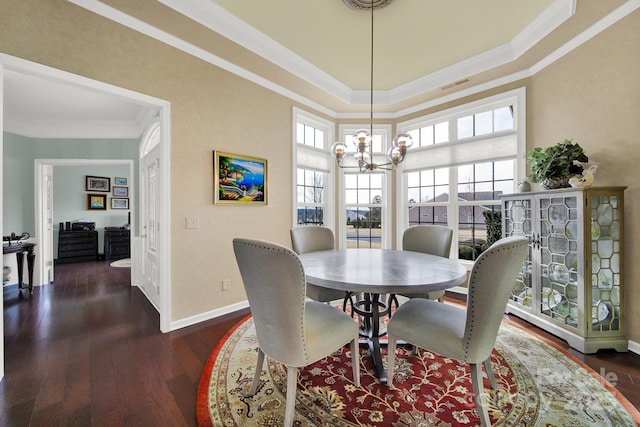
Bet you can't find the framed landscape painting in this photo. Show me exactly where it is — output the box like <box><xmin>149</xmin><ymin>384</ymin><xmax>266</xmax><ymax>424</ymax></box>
<box><xmin>111</xmin><ymin>198</ymin><xmax>129</xmax><ymax>209</ymax></box>
<box><xmin>113</xmin><ymin>186</ymin><xmax>128</xmax><ymax>197</ymax></box>
<box><xmin>87</xmin><ymin>194</ymin><xmax>107</xmax><ymax>210</ymax></box>
<box><xmin>214</xmin><ymin>151</ymin><xmax>267</xmax><ymax>205</ymax></box>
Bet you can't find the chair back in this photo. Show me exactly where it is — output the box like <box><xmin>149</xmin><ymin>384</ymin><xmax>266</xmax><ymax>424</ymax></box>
<box><xmin>462</xmin><ymin>236</ymin><xmax>528</xmax><ymax>363</ymax></box>
<box><xmin>290</xmin><ymin>226</ymin><xmax>335</xmax><ymax>254</ymax></box>
<box><xmin>233</xmin><ymin>238</ymin><xmax>310</xmax><ymax>366</ymax></box>
<box><xmin>402</xmin><ymin>225</ymin><xmax>453</xmax><ymax>258</ymax></box>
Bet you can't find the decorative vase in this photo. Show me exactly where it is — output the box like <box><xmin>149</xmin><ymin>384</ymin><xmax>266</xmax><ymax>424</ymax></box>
<box><xmin>541</xmin><ymin>176</ymin><xmax>571</xmax><ymax>190</ymax></box>
<box><xmin>518</xmin><ymin>180</ymin><xmax>531</xmax><ymax>192</ymax></box>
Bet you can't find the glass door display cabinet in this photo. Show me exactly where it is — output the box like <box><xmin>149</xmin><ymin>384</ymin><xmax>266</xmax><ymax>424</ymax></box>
<box><xmin>501</xmin><ymin>186</ymin><xmax>627</xmax><ymax>353</ymax></box>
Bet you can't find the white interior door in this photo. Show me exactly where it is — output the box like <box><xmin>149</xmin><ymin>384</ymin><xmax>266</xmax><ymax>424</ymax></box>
<box><xmin>140</xmin><ymin>124</ymin><xmax>161</xmax><ymax>310</ymax></box>
<box><xmin>42</xmin><ymin>165</ymin><xmax>54</xmax><ymax>283</ymax></box>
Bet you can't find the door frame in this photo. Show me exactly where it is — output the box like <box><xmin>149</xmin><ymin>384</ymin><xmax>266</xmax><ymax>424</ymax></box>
<box><xmin>34</xmin><ymin>158</ymin><xmax>136</xmax><ymax>284</ymax></box>
<box><xmin>1</xmin><ymin>53</ymin><xmax>172</xmax><ymax>379</ymax></box>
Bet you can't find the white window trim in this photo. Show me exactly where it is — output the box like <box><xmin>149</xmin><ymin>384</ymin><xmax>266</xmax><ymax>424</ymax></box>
<box><xmin>394</xmin><ymin>87</ymin><xmax>526</xmax><ymax>259</ymax></box>
<box><xmin>292</xmin><ymin>107</ymin><xmax>335</xmax><ymax>230</ymax></box>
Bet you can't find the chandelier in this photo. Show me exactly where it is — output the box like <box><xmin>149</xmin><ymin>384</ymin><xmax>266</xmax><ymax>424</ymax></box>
<box><xmin>332</xmin><ymin>0</ymin><xmax>412</xmax><ymax>172</ymax></box>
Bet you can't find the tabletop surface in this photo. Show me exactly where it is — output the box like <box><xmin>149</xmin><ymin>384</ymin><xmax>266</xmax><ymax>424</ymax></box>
<box><xmin>298</xmin><ymin>248</ymin><xmax>467</xmax><ymax>294</ymax></box>
<box><xmin>3</xmin><ymin>242</ymin><xmax>36</xmax><ymax>254</ymax></box>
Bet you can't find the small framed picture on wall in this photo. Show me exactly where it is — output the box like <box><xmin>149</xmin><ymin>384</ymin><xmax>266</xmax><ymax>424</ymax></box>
<box><xmin>111</xmin><ymin>198</ymin><xmax>129</xmax><ymax>209</ymax></box>
<box><xmin>86</xmin><ymin>176</ymin><xmax>110</xmax><ymax>192</ymax></box>
<box><xmin>113</xmin><ymin>186</ymin><xmax>128</xmax><ymax>197</ymax></box>
<box><xmin>114</xmin><ymin>177</ymin><xmax>128</xmax><ymax>186</ymax></box>
<box><xmin>87</xmin><ymin>194</ymin><xmax>107</xmax><ymax>210</ymax></box>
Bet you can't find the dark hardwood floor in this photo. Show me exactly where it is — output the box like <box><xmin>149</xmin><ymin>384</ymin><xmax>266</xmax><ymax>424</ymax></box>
<box><xmin>1</xmin><ymin>261</ymin><xmax>638</xmax><ymax>426</ymax></box>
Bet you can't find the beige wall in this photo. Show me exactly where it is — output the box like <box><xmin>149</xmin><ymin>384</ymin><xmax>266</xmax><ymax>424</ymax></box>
<box><xmin>2</xmin><ymin>1</ymin><xmax>638</xmax><ymax>344</ymax></box>
<box><xmin>0</xmin><ymin>0</ymin><xmax>298</xmax><ymax>321</ymax></box>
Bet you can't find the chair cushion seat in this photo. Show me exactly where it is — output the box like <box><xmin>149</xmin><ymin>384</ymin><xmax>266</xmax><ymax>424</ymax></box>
<box><xmin>303</xmin><ymin>301</ymin><xmax>359</xmax><ymax>365</ymax></box>
<box><xmin>387</xmin><ymin>298</ymin><xmax>469</xmax><ymax>361</ymax></box>
<box><xmin>306</xmin><ymin>284</ymin><xmax>347</xmax><ymax>303</ymax></box>
<box><xmin>398</xmin><ymin>290</ymin><xmax>445</xmax><ymax>300</ymax></box>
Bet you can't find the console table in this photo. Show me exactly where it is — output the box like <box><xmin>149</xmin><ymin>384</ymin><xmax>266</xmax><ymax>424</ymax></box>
<box><xmin>3</xmin><ymin>242</ymin><xmax>36</xmax><ymax>295</ymax></box>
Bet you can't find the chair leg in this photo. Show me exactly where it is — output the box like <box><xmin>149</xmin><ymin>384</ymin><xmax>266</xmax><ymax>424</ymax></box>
<box><xmin>410</xmin><ymin>344</ymin><xmax>419</xmax><ymax>356</ymax></box>
<box><xmin>350</xmin><ymin>337</ymin><xmax>361</xmax><ymax>387</ymax></box>
<box><xmin>483</xmin><ymin>357</ymin><xmax>498</xmax><ymax>390</ymax></box>
<box><xmin>284</xmin><ymin>366</ymin><xmax>299</xmax><ymax>427</ymax></box>
<box><xmin>470</xmin><ymin>363</ymin><xmax>491</xmax><ymax>427</ymax></box>
<box><xmin>248</xmin><ymin>348</ymin><xmax>265</xmax><ymax>396</ymax></box>
<box><xmin>386</xmin><ymin>335</ymin><xmax>397</xmax><ymax>388</ymax></box>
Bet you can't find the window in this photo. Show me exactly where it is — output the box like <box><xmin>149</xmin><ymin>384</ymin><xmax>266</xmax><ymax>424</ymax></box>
<box><xmin>296</xmin><ymin>122</ymin><xmax>324</xmax><ymax>149</ymax></box>
<box><xmin>338</xmin><ymin>125</ymin><xmax>392</xmax><ymax>249</ymax></box>
<box><xmin>297</xmin><ymin>168</ymin><xmax>325</xmax><ymax>225</ymax></box>
<box><xmin>408</xmin><ymin>121</ymin><xmax>449</xmax><ymax>147</ymax></box>
<box><xmin>293</xmin><ymin>108</ymin><xmax>334</xmax><ymax>229</ymax></box>
<box><xmin>398</xmin><ymin>88</ymin><xmax>525</xmax><ymax>262</ymax></box>
<box><xmin>345</xmin><ymin>172</ymin><xmax>383</xmax><ymax>248</ymax></box>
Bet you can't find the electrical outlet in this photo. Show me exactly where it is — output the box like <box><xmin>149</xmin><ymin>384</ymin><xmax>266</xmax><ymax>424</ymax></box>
<box><xmin>222</xmin><ymin>279</ymin><xmax>231</xmax><ymax>291</ymax></box>
<box><xmin>185</xmin><ymin>217</ymin><xmax>200</xmax><ymax>229</ymax></box>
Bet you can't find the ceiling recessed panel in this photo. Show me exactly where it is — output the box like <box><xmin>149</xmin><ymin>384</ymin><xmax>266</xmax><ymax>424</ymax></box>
<box><xmin>209</xmin><ymin>0</ymin><xmax>555</xmax><ymax>90</ymax></box>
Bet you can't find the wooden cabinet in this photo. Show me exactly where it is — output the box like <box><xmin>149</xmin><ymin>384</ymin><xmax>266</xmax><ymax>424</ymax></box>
<box><xmin>104</xmin><ymin>228</ymin><xmax>130</xmax><ymax>261</ymax></box>
<box><xmin>57</xmin><ymin>230</ymin><xmax>98</xmax><ymax>263</ymax></box>
<box><xmin>501</xmin><ymin>186</ymin><xmax>627</xmax><ymax>353</ymax></box>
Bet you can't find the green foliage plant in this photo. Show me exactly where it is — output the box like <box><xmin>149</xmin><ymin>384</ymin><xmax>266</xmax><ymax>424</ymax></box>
<box><xmin>527</xmin><ymin>139</ymin><xmax>589</xmax><ymax>184</ymax></box>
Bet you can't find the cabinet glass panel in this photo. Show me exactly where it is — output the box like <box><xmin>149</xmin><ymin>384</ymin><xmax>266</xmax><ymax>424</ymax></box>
<box><xmin>503</xmin><ymin>199</ymin><xmax>533</xmax><ymax>307</ymax></box>
<box><xmin>538</xmin><ymin>196</ymin><xmax>579</xmax><ymax>327</ymax></box>
<box><xmin>502</xmin><ymin>187</ymin><xmax>626</xmax><ymax>353</ymax></box>
<box><xmin>591</xmin><ymin>195</ymin><xmax>621</xmax><ymax>332</ymax></box>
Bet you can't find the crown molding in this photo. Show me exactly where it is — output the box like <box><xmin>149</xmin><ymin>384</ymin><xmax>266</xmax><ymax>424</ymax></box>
<box><xmin>158</xmin><ymin>0</ymin><xmax>354</xmax><ymax>102</ymax></box>
<box><xmin>64</xmin><ymin>0</ymin><xmax>639</xmax><ymax>120</ymax></box>
<box><xmin>159</xmin><ymin>0</ymin><xmax>576</xmax><ymax>107</ymax></box>
<box><xmin>68</xmin><ymin>0</ymin><xmax>337</xmax><ymax>119</ymax></box>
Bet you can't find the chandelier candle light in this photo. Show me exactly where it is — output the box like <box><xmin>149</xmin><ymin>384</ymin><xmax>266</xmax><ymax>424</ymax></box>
<box><xmin>332</xmin><ymin>0</ymin><xmax>412</xmax><ymax>172</ymax></box>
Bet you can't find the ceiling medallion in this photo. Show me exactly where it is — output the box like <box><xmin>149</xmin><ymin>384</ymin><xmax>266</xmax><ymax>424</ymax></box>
<box><xmin>343</xmin><ymin>0</ymin><xmax>394</xmax><ymax>11</ymax></box>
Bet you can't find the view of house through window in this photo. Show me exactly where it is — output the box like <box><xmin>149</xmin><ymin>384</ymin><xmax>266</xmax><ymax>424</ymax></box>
<box><xmin>400</xmin><ymin>89</ymin><xmax>523</xmax><ymax>261</ymax></box>
<box><xmin>294</xmin><ymin>90</ymin><xmax>523</xmax><ymax>255</ymax></box>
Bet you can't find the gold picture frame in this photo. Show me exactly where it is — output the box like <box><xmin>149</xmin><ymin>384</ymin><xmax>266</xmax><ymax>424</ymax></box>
<box><xmin>214</xmin><ymin>151</ymin><xmax>267</xmax><ymax>205</ymax></box>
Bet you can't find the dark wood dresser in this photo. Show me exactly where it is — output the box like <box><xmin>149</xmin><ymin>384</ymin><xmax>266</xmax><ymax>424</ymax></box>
<box><xmin>57</xmin><ymin>230</ymin><xmax>98</xmax><ymax>263</ymax></box>
<box><xmin>104</xmin><ymin>227</ymin><xmax>130</xmax><ymax>261</ymax></box>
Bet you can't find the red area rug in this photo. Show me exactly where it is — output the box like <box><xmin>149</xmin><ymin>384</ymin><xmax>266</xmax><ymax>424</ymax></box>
<box><xmin>197</xmin><ymin>314</ymin><xmax>640</xmax><ymax>426</ymax></box>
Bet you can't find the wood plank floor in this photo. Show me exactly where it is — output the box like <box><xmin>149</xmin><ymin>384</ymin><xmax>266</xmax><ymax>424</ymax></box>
<box><xmin>1</xmin><ymin>261</ymin><xmax>638</xmax><ymax>426</ymax></box>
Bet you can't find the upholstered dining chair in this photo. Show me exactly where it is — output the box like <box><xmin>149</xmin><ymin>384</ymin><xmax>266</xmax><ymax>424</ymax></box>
<box><xmin>290</xmin><ymin>226</ymin><xmax>351</xmax><ymax>304</ymax></box>
<box><xmin>399</xmin><ymin>224</ymin><xmax>454</xmax><ymax>302</ymax></box>
<box><xmin>386</xmin><ymin>236</ymin><xmax>528</xmax><ymax>427</ymax></box>
<box><xmin>233</xmin><ymin>238</ymin><xmax>360</xmax><ymax>427</ymax></box>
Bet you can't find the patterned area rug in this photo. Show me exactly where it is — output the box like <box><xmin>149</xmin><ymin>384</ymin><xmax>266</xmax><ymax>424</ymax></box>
<box><xmin>197</xmin><ymin>315</ymin><xmax>640</xmax><ymax>426</ymax></box>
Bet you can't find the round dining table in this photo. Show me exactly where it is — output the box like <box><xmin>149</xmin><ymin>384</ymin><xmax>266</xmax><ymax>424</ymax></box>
<box><xmin>298</xmin><ymin>248</ymin><xmax>467</xmax><ymax>383</ymax></box>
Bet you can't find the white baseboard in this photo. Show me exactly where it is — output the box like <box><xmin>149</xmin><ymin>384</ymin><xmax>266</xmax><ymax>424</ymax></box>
<box><xmin>170</xmin><ymin>300</ymin><xmax>250</xmax><ymax>331</ymax></box>
<box><xmin>628</xmin><ymin>339</ymin><xmax>640</xmax><ymax>355</ymax></box>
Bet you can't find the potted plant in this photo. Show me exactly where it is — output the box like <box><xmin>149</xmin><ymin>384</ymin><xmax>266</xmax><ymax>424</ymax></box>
<box><xmin>527</xmin><ymin>139</ymin><xmax>589</xmax><ymax>189</ymax></box>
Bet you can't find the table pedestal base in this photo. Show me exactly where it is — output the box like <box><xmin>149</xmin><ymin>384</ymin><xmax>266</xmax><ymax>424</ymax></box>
<box><xmin>352</xmin><ymin>292</ymin><xmax>395</xmax><ymax>384</ymax></box>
